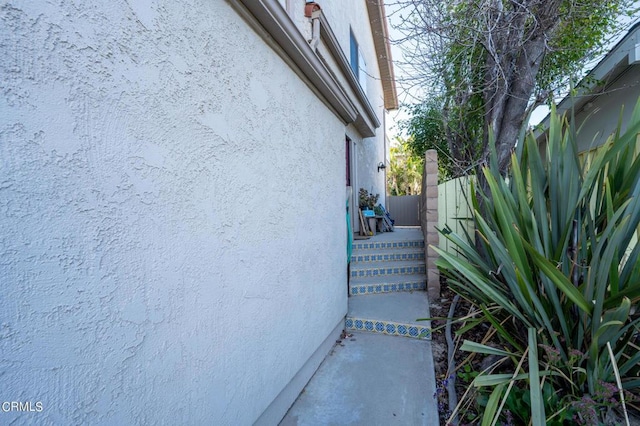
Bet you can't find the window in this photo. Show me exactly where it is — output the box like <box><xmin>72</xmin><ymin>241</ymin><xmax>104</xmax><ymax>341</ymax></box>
<box><xmin>350</xmin><ymin>30</ymin><xmax>359</xmax><ymax>77</ymax></box>
<box><xmin>349</xmin><ymin>29</ymin><xmax>367</xmax><ymax>91</ymax></box>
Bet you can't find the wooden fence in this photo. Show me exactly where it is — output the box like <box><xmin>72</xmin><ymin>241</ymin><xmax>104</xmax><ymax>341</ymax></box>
<box><xmin>438</xmin><ymin>176</ymin><xmax>474</xmax><ymax>255</ymax></box>
<box><xmin>387</xmin><ymin>195</ymin><xmax>421</xmax><ymax>226</ymax></box>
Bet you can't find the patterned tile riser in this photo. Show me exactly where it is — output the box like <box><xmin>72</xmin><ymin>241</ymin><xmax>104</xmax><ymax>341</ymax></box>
<box><xmin>350</xmin><ymin>266</ymin><xmax>426</xmax><ymax>278</ymax></box>
<box><xmin>350</xmin><ymin>252</ymin><xmax>425</xmax><ymax>263</ymax></box>
<box><xmin>345</xmin><ymin>317</ymin><xmax>431</xmax><ymax>340</ymax></box>
<box><xmin>349</xmin><ymin>281</ymin><xmax>426</xmax><ymax>296</ymax></box>
<box><xmin>352</xmin><ymin>241</ymin><xmax>425</xmax><ymax>251</ymax></box>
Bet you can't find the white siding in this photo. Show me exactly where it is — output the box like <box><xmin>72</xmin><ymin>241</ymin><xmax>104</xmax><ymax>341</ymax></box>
<box><xmin>573</xmin><ymin>66</ymin><xmax>640</xmax><ymax>152</ymax></box>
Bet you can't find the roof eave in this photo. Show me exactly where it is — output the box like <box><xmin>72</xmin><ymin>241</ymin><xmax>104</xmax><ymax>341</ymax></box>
<box><xmin>538</xmin><ymin>21</ymin><xmax>640</xmax><ymax>133</ymax></box>
<box><xmin>366</xmin><ymin>0</ymin><xmax>398</xmax><ymax>110</ymax></box>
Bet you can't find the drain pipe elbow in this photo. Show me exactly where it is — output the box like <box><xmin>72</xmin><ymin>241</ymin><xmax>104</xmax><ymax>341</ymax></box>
<box><xmin>305</xmin><ymin>2</ymin><xmax>322</xmax><ymax>50</ymax></box>
<box><xmin>310</xmin><ymin>14</ymin><xmax>321</xmax><ymax>50</ymax></box>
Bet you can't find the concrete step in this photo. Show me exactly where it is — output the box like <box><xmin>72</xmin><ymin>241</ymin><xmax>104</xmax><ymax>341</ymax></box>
<box><xmin>349</xmin><ymin>260</ymin><xmax>425</xmax><ymax>278</ymax></box>
<box><xmin>349</xmin><ymin>274</ymin><xmax>427</xmax><ymax>296</ymax></box>
<box><xmin>350</xmin><ymin>249</ymin><xmax>424</xmax><ymax>264</ymax></box>
<box><xmin>280</xmin><ymin>331</ymin><xmax>439</xmax><ymax>426</ymax></box>
<box><xmin>346</xmin><ymin>292</ymin><xmax>431</xmax><ymax>340</ymax></box>
<box><xmin>352</xmin><ymin>239</ymin><xmax>424</xmax><ymax>251</ymax></box>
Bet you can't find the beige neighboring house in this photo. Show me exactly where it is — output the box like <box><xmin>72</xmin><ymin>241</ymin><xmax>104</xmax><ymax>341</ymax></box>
<box><xmin>537</xmin><ymin>22</ymin><xmax>640</xmax><ymax>156</ymax></box>
<box><xmin>0</xmin><ymin>0</ymin><xmax>397</xmax><ymax>425</ymax></box>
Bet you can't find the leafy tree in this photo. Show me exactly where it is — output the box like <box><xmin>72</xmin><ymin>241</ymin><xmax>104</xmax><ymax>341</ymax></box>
<box><xmin>387</xmin><ymin>138</ymin><xmax>424</xmax><ymax>195</ymax></box>
<box><xmin>390</xmin><ymin>0</ymin><xmax>636</xmax><ymax>179</ymax></box>
<box><xmin>402</xmin><ymin>98</ymin><xmax>481</xmax><ymax>179</ymax></box>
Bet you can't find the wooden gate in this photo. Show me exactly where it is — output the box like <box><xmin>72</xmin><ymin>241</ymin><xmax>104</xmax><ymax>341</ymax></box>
<box><xmin>438</xmin><ymin>176</ymin><xmax>474</xmax><ymax>255</ymax></box>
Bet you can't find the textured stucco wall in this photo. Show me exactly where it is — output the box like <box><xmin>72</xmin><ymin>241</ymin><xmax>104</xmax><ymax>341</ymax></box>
<box><xmin>0</xmin><ymin>1</ymin><xmax>347</xmax><ymax>424</ymax></box>
<box><xmin>320</xmin><ymin>0</ymin><xmax>388</xmax><ymax>210</ymax></box>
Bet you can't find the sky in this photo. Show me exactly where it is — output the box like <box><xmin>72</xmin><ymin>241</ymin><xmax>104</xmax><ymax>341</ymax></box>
<box><xmin>383</xmin><ymin>0</ymin><xmax>640</xmax><ymax>137</ymax></box>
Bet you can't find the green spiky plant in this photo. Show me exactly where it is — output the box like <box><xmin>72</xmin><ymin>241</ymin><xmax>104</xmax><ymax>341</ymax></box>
<box><xmin>436</xmin><ymin>102</ymin><xmax>640</xmax><ymax>425</ymax></box>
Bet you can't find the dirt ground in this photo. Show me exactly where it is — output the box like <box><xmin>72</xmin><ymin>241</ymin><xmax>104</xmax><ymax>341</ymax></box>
<box><xmin>428</xmin><ymin>282</ymin><xmax>459</xmax><ymax>426</ymax></box>
<box><xmin>429</xmin><ymin>280</ymin><xmax>640</xmax><ymax>426</ymax></box>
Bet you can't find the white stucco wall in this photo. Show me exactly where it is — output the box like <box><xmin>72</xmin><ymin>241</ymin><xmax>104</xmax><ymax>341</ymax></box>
<box><xmin>319</xmin><ymin>0</ymin><xmax>388</xmax><ymax>211</ymax></box>
<box><xmin>0</xmin><ymin>1</ymin><xmax>347</xmax><ymax>424</ymax></box>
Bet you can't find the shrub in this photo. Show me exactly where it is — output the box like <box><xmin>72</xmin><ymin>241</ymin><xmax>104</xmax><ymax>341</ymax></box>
<box><xmin>358</xmin><ymin>188</ymin><xmax>379</xmax><ymax>210</ymax></box>
<box><xmin>436</xmin><ymin>102</ymin><xmax>640</xmax><ymax>425</ymax></box>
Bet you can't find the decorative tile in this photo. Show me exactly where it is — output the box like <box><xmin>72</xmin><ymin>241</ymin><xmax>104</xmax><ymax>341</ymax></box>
<box><xmin>345</xmin><ymin>316</ymin><xmax>431</xmax><ymax>340</ymax></box>
<box><xmin>419</xmin><ymin>327</ymin><xmax>432</xmax><ymax>339</ymax></box>
<box><xmin>348</xmin><ymin>280</ymin><xmax>427</xmax><ymax>296</ymax></box>
<box><xmin>353</xmin><ymin>240</ymin><xmax>426</xmax><ymax>251</ymax></box>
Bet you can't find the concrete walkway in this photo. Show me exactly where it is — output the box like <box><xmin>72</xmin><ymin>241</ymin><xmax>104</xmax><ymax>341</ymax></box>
<box><xmin>280</xmin><ymin>228</ymin><xmax>439</xmax><ymax>426</ymax></box>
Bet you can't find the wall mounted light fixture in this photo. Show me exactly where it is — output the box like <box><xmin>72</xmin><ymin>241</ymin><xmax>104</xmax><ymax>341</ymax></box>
<box><xmin>377</xmin><ymin>162</ymin><xmax>386</xmax><ymax>172</ymax></box>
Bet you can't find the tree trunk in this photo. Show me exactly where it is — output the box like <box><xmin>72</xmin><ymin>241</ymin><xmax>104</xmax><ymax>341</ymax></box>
<box><xmin>476</xmin><ymin>0</ymin><xmax>561</xmax><ymax>202</ymax></box>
